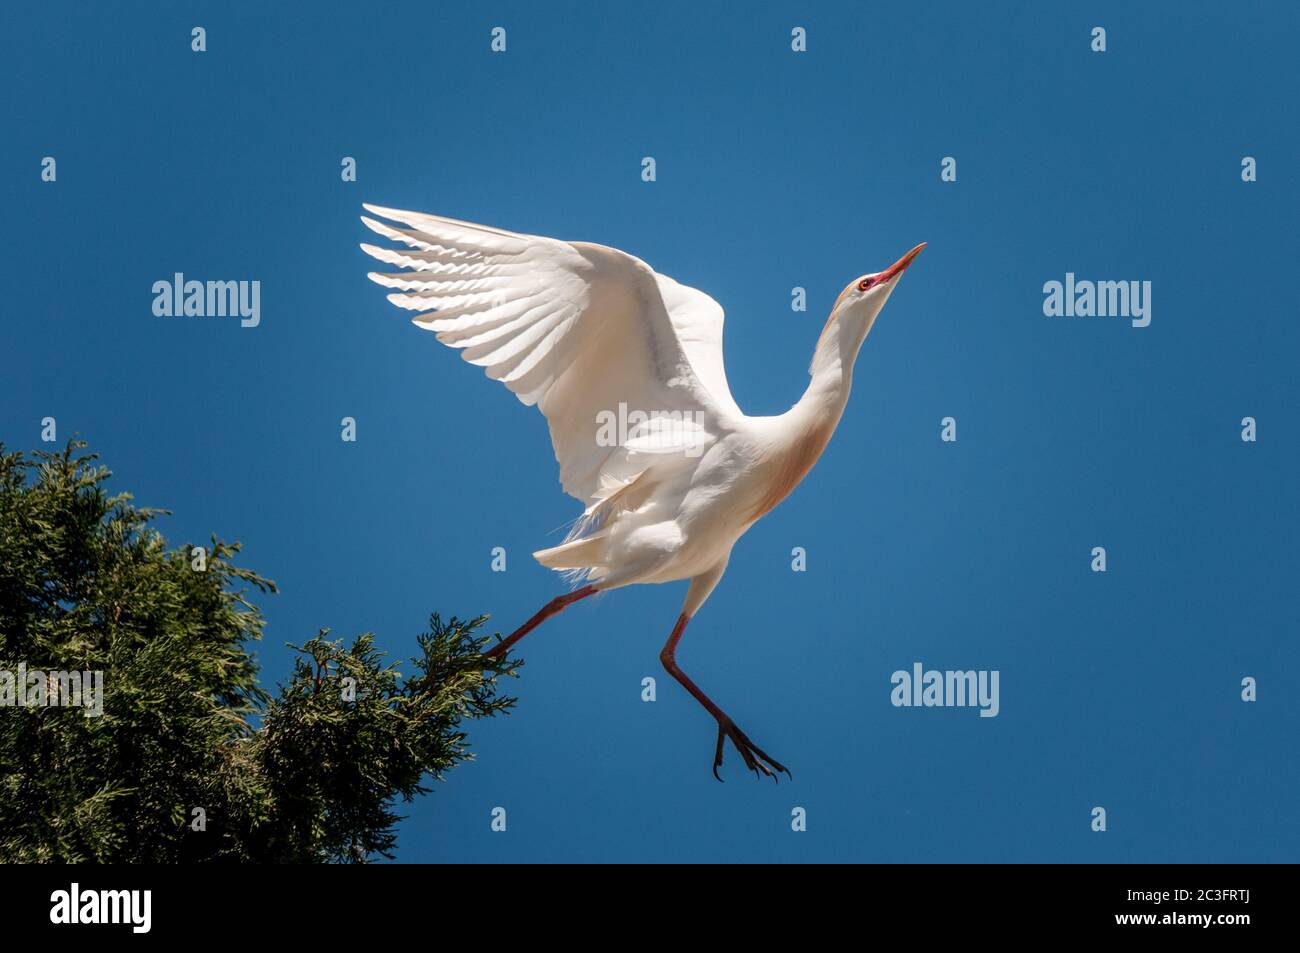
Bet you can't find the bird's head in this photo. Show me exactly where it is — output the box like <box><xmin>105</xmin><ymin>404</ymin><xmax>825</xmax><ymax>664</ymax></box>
<box><xmin>810</xmin><ymin>242</ymin><xmax>924</xmax><ymax>376</ymax></box>
<box><xmin>828</xmin><ymin>242</ymin><xmax>926</xmax><ymax>334</ymax></box>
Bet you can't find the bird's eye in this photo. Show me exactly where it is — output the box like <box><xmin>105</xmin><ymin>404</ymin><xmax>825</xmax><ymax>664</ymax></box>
<box><xmin>857</xmin><ymin>278</ymin><xmax>873</xmax><ymax>292</ymax></box>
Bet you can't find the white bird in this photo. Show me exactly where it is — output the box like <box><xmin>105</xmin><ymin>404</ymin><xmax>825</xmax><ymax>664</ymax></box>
<box><xmin>360</xmin><ymin>204</ymin><xmax>924</xmax><ymax>780</ymax></box>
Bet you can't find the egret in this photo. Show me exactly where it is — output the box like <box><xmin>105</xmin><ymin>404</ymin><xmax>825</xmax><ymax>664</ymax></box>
<box><xmin>360</xmin><ymin>205</ymin><xmax>924</xmax><ymax>780</ymax></box>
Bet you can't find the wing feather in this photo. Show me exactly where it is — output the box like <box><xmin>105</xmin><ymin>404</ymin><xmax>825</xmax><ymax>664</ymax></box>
<box><xmin>360</xmin><ymin>205</ymin><xmax>740</xmax><ymax>504</ymax></box>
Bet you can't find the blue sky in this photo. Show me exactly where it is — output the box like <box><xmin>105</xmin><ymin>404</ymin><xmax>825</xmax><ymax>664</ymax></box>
<box><xmin>3</xmin><ymin>1</ymin><xmax>1297</xmax><ymax>862</ymax></box>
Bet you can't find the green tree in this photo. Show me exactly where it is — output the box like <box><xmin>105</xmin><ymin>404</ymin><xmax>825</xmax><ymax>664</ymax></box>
<box><xmin>0</xmin><ymin>440</ymin><xmax>518</xmax><ymax>862</ymax></box>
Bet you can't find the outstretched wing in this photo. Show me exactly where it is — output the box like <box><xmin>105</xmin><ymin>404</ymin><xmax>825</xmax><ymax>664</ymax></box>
<box><xmin>360</xmin><ymin>205</ymin><xmax>741</xmax><ymax>505</ymax></box>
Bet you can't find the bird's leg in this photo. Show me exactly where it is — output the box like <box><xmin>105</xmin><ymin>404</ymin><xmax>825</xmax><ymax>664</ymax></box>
<box><xmin>484</xmin><ymin>585</ymin><xmax>598</xmax><ymax>658</ymax></box>
<box><xmin>658</xmin><ymin>613</ymin><xmax>791</xmax><ymax>782</ymax></box>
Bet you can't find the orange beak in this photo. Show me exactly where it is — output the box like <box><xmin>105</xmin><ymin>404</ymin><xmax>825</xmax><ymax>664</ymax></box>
<box><xmin>878</xmin><ymin>242</ymin><xmax>926</xmax><ymax>283</ymax></box>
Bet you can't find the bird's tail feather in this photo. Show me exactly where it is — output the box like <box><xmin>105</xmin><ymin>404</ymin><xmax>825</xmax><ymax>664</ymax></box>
<box><xmin>537</xmin><ymin>468</ymin><xmax>657</xmax><ymax>584</ymax></box>
<box><xmin>563</xmin><ymin>468</ymin><xmax>655</xmax><ymax>544</ymax></box>
<box><xmin>533</xmin><ymin>531</ymin><xmax>608</xmax><ymax>570</ymax></box>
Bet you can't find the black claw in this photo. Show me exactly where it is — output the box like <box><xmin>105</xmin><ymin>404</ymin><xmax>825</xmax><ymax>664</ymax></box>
<box><xmin>712</xmin><ymin>717</ymin><xmax>790</xmax><ymax>785</ymax></box>
<box><xmin>712</xmin><ymin>726</ymin><xmax>726</xmax><ymax>782</ymax></box>
<box><xmin>710</xmin><ymin>719</ymin><xmax>791</xmax><ymax>783</ymax></box>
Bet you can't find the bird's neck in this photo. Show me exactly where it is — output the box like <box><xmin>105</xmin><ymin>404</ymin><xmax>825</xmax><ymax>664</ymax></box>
<box><xmin>739</xmin><ymin>327</ymin><xmax>855</xmax><ymax>523</ymax></box>
<box><xmin>792</xmin><ymin>316</ymin><xmax>866</xmax><ymax>425</ymax></box>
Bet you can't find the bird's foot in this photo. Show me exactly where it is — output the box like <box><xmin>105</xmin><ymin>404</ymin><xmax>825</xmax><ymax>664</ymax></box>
<box><xmin>712</xmin><ymin>718</ymin><xmax>791</xmax><ymax>783</ymax></box>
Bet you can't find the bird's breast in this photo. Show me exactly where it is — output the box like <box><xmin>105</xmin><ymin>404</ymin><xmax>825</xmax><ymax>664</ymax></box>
<box><xmin>742</xmin><ymin>418</ymin><xmax>837</xmax><ymax>523</ymax></box>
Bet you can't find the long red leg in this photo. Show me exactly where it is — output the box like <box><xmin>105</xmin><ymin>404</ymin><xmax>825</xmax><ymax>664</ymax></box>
<box><xmin>485</xmin><ymin>585</ymin><xmax>597</xmax><ymax>658</ymax></box>
<box><xmin>658</xmin><ymin>613</ymin><xmax>790</xmax><ymax>782</ymax></box>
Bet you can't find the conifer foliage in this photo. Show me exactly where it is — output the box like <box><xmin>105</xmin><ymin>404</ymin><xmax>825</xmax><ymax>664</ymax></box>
<box><xmin>0</xmin><ymin>441</ymin><xmax>517</xmax><ymax>862</ymax></box>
